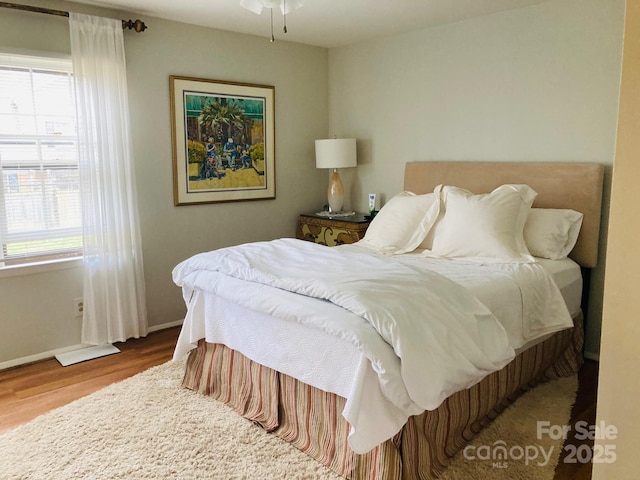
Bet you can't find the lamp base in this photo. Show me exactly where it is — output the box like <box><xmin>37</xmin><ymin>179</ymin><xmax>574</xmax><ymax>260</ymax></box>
<box><xmin>327</xmin><ymin>169</ymin><xmax>345</xmax><ymax>213</ymax></box>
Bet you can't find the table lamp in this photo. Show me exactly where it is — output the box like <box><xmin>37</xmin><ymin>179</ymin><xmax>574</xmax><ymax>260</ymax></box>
<box><xmin>315</xmin><ymin>138</ymin><xmax>357</xmax><ymax>213</ymax></box>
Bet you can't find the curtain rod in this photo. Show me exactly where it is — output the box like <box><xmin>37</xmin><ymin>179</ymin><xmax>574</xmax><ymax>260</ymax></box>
<box><xmin>0</xmin><ymin>2</ymin><xmax>148</xmax><ymax>32</ymax></box>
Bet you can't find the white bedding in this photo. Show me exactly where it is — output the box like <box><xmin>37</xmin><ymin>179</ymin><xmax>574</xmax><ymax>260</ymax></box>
<box><xmin>172</xmin><ymin>238</ymin><xmax>575</xmax><ymax>453</ymax></box>
<box><xmin>406</xmin><ymin>250</ymin><xmax>579</xmax><ymax>348</ymax></box>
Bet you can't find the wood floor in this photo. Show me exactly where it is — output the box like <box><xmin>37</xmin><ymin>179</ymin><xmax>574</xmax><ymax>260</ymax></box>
<box><xmin>0</xmin><ymin>327</ymin><xmax>598</xmax><ymax>479</ymax></box>
<box><xmin>0</xmin><ymin>326</ymin><xmax>180</xmax><ymax>434</ymax></box>
<box><xmin>553</xmin><ymin>358</ymin><xmax>599</xmax><ymax>480</ymax></box>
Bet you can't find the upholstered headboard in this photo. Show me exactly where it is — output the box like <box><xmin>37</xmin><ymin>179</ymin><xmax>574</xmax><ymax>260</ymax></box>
<box><xmin>404</xmin><ymin>161</ymin><xmax>605</xmax><ymax>268</ymax></box>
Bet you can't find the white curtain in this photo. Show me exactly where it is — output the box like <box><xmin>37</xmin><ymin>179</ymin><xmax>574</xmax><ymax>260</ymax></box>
<box><xmin>69</xmin><ymin>13</ymin><xmax>148</xmax><ymax>345</ymax></box>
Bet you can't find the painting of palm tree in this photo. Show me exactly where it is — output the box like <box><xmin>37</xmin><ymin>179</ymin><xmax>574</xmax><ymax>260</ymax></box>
<box><xmin>171</xmin><ymin>76</ymin><xmax>275</xmax><ymax>205</ymax></box>
<box><xmin>200</xmin><ymin>100</ymin><xmax>254</xmax><ymax>146</ymax></box>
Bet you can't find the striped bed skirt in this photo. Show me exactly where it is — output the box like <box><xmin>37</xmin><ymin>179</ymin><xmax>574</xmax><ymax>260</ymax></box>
<box><xmin>182</xmin><ymin>312</ymin><xmax>583</xmax><ymax>479</ymax></box>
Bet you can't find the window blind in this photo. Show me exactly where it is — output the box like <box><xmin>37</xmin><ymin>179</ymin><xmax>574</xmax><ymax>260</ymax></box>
<box><xmin>0</xmin><ymin>53</ymin><xmax>82</xmax><ymax>266</ymax></box>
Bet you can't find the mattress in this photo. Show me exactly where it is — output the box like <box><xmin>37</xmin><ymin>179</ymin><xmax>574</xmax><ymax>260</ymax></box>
<box><xmin>173</xmin><ymin>241</ymin><xmax>580</xmax><ymax>452</ymax></box>
<box><xmin>536</xmin><ymin>256</ymin><xmax>582</xmax><ymax>317</ymax></box>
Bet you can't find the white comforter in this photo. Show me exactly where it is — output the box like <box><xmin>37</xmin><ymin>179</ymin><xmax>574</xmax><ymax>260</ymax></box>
<box><xmin>172</xmin><ymin>238</ymin><xmax>571</xmax><ymax>452</ymax></box>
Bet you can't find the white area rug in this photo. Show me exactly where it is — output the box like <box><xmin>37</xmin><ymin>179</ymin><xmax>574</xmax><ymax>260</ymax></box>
<box><xmin>0</xmin><ymin>359</ymin><xmax>577</xmax><ymax>479</ymax></box>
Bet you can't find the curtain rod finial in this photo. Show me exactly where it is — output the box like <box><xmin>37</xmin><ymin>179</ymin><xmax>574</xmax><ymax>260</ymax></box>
<box><xmin>122</xmin><ymin>19</ymin><xmax>147</xmax><ymax>32</ymax></box>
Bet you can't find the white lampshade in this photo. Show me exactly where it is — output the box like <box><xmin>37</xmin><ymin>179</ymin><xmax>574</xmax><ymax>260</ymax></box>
<box><xmin>315</xmin><ymin>138</ymin><xmax>357</xmax><ymax>213</ymax></box>
<box><xmin>315</xmin><ymin>138</ymin><xmax>357</xmax><ymax>169</ymax></box>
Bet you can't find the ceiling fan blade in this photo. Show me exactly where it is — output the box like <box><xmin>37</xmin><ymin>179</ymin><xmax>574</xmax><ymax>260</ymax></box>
<box><xmin>240</xmin><ymin>0</ymin><xmax>264</xmax><ymax>15</ymax></box>
<box><xmin>280</xmin><ymin>0</ymin><xmax>303</xmax><ymax>15</ymax></box>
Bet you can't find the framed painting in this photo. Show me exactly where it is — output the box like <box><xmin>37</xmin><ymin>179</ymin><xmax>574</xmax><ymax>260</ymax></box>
<box><xmin>170</xmin><ymin>76</ymin><xmax>275</xmax><ymax>205</ymax></box>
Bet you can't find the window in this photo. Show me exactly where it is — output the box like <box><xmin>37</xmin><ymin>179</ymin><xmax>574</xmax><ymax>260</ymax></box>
<box><xmin>0</xmin><ymin>52</ymin><xmax>82</xmax><ymax>267</ymax></box>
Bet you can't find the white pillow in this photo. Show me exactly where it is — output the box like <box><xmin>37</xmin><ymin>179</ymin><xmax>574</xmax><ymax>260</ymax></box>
<box><xmin>359</xmin><ymin>191</ymin><xmax>440</xmax><ymax>254</ymax></box>
<box><xmin>524</xmin><ymin>208</ymin><xmax>583</xmax><ymax>260</ymax></box>
<box><xmin>427</xmin><ymin>184</ymin><xmax>537</xmax><ymax>262</ymax></box>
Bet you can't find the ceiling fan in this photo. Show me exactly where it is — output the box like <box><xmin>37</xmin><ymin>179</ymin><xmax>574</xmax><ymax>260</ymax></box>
<box><xmin>240</xmin><ymin>0</ymin><xmax>303</xmax><ymax>41</ymax></box>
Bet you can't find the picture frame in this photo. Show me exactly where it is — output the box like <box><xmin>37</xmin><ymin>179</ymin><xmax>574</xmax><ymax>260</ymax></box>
<box><xmin>170</xmin><ymin>75</ymin><xmax>275</xmax><ymax>205</ymax></box>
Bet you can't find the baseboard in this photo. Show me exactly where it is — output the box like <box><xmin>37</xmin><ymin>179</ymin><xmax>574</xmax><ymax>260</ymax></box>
<box><xmin>584</xmin><ymin>351</ymin><xmax>600</xmax><ymax>362</ymax></box>
<box><xmin>0</xmin><ymin>343</ymin><xmax>86</xmax><ymax>371</ymax></box>
<box><xmin>0</xmin><ymin>319</ymin><xmax>184</xmax><ymax>371</ymax></box>
<box><xmin>148</xmin><ymin>319</ymin><xmax>184</xmax><ymax>333</ymax></box>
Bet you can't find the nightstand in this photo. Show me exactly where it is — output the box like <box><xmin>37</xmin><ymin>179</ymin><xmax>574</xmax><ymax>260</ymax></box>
<box><xmin>296</xmin><ymin>213</ymin><xmax>371</xmax><ymax>246</ymax></box>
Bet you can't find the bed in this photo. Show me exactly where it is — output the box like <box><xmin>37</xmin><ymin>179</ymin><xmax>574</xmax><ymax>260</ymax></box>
<box><xmin>172</xmin><ymin>161</ymin><xmax>604</xmax><ymax>479</ymax></box>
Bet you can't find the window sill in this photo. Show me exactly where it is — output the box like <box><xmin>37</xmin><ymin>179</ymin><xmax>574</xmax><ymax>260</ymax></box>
<box><xmin>0</xmin><ymin>256</ymin><xmax>83</xmax><ymax>279</ymax></box>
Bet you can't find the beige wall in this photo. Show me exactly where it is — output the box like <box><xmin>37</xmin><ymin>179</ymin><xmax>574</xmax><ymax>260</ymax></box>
<box><xmin>0</xmin><ymin>0</ymin><xmax>329</xmax><ymax>364</ymax></box>
<box><xmin>0</xmin><ymin>0</ymin><xmax>628</xmax><ymax>366</ymax></box>
<box><xmin>593</xmin><ymin>0</ymin><xmax>640</xmax><ymax>477</ymax></box>
<box><xmin>327</xmin><ymin>0</ymin><xmax>625</xmax><ymax>357</ymax></box>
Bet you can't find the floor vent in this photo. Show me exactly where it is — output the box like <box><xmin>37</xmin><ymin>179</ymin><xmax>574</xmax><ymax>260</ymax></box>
<box><xmin>55</xmin><ymin>344</ymin><xmax>121</xmax><ymax>366</ymax></box>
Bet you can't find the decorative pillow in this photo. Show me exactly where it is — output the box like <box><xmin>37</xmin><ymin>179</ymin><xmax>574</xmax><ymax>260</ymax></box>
<box><xmin>524</xmin><ymin>208</ymin><xmax>583</xmax><ymax>260</ymax></box>
<box><xmin>359</xmin><ymin>191</ymin><xmax>440</xmax><ymax>254</ymax></box>
<box><xmin>427</xmin><ymin>184</ymin><xmax>537</xmax><ymax>262</ymax></box>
